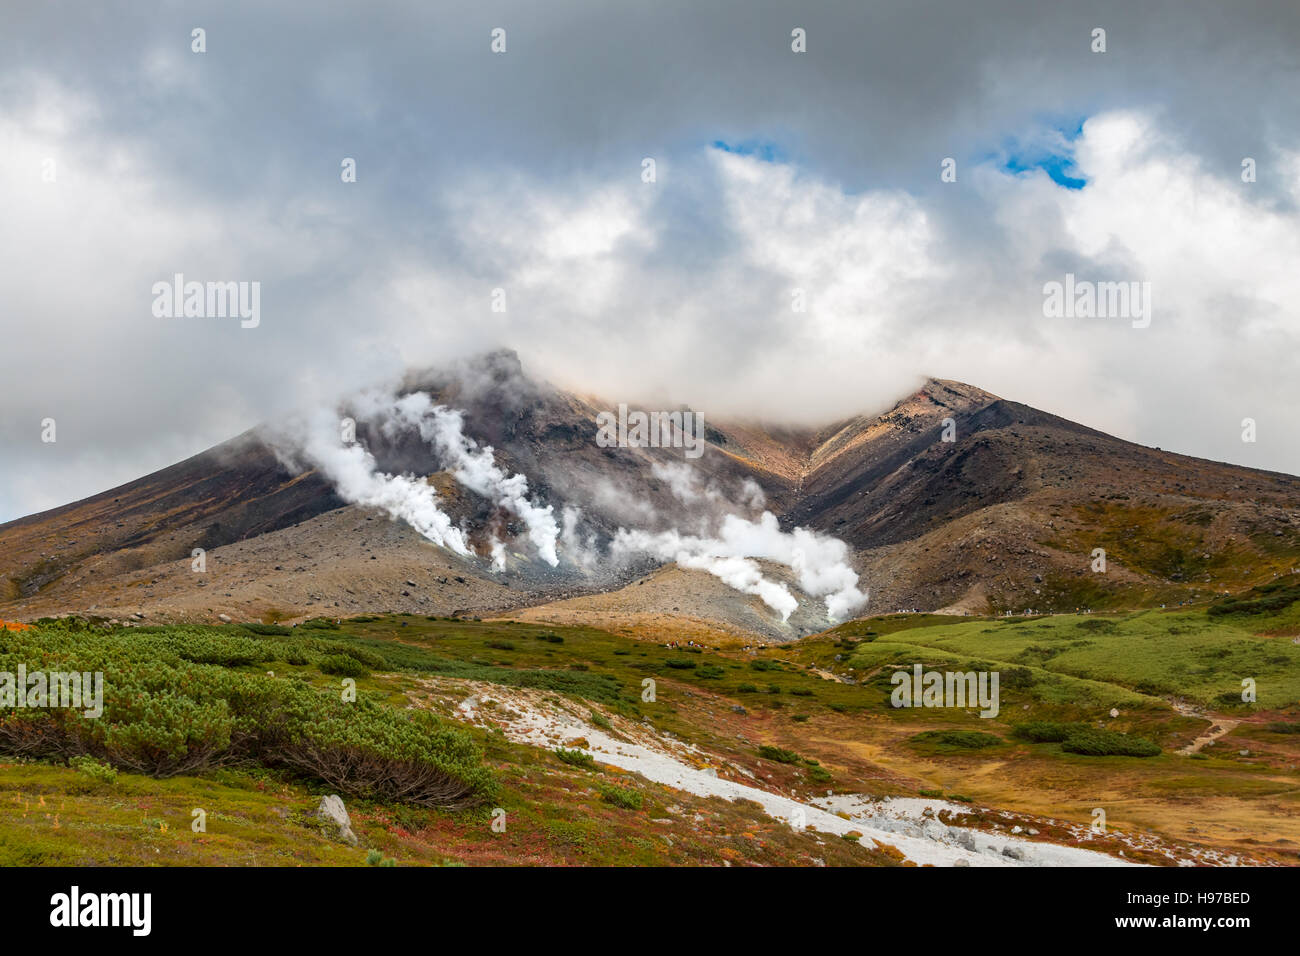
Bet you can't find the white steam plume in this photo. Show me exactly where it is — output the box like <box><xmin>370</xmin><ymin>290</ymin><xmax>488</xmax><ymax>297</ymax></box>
<box><xmin>561</xmin><ymin>506</ymin><xmax>600</xmax><ymax>571</ymax></box>
<box><xmin>388</xmin><ymin>393</ymin><xmax>561</xmax><ymax>567</ymax></box>
<box><xmin>489</xmin><ymin>535</ymin><xmax>507</xmax><ymax>572</ymax></box>
<box><xmin>612</xmin><ymin>511</ymin><xmax>867</xmax><ymax>622</ymax></box>
<box><xmin>293</xmin><ymin>386</ymin><xmax>863</xmax><ymax>621</ymax></box>
<box><xmin>295</xmin><ymin>410</ymin><xmax>470</xmax><ymax>556</ymax></box>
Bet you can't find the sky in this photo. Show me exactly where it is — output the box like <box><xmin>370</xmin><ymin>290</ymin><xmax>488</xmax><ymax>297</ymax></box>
<box><xmin>2</xmin><ymin>0</ymin><xmax>1299</xmax><ymax>522</ymax></box>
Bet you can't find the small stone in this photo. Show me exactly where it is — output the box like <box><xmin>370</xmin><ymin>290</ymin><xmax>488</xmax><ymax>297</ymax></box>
<box><xmin>316</xmin><ymin>794</ymin><xmax>358</xmax><ymax>847</ymax></box>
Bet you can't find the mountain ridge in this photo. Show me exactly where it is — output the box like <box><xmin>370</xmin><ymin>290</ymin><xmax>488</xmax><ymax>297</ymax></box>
<box><xmin>4</xmin><ymin>352</ymin><xmax>1299</xmax><ymax>638</ymax></box>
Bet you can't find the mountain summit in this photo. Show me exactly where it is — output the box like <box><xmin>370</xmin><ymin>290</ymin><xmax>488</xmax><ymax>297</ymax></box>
<box><xmin>3</xmin><ymin>353</ymin><xmax>1298</xmax><ymax>641</ymax></box>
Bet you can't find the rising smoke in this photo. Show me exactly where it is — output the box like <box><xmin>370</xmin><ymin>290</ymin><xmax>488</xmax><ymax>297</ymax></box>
<box><xmin>284</xmin><ymin>385</ymin><xmax>866</xmax><ymax>623</ymax></box>
<box><xmin>289</xmin><ymin>406</ymin><xmax>471</xmax><ymax>556</ymax></box>
<box><xmin>612</xmin><ymin>511</ymin><xmax>867</xmax><ymax>622</ymax></box>
<box><xmin>280</xmin><ymin>390</ymin><xmax>561</xmax><ymax>569</ymax></box>
<box><xmin>386</xmin><ymin>392</ymin><xmax>560</xmax><ymax>567</ymax></box>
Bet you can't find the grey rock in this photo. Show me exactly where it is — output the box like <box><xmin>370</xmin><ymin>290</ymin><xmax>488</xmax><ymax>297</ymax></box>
<box><xmin>317</xmin><ymin>794</ymin><xmax>359</xmax><ymax>846</ymax></box>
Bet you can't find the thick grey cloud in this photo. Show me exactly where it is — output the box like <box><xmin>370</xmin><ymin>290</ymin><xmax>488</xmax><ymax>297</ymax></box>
<box><xmin>2</xmin><ymin>0</ymin><xmax>1299</xmax><ymax>521</ymax></box>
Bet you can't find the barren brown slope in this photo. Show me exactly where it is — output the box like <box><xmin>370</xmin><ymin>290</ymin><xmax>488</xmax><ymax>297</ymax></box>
<box><xmin>0</xmin><ymin>432</ymin><xmax>345</xmax><ymax>607</ymax></box>
<box><xmin>786</xmin><ymin>380</ymin><xmax>1300</xmax><ymax>614</ymax></box>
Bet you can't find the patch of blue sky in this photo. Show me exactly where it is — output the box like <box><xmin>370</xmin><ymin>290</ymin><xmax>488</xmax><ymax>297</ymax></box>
<box><xmin>709</xmin><ymin>138</ymin><xmax>787</xmax><ymax>163</ymax></box>
<box><xmin>999</xmin><ymin>116</ymin><xmax>1089</xmax><ymax>189</ymax></box>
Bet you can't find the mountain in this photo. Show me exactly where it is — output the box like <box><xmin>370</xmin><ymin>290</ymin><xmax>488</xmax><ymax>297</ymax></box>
<box><xmin>3</xmin><ymin>350</ymin><xmax>1299</xmax><ymax>640</ymax></box>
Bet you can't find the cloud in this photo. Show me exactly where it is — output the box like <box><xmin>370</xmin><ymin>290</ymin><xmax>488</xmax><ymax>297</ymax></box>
<box><xmin>2</xmin><ymin>2</ymin><xmax>1300</xmax><ymax>521</ymax></box>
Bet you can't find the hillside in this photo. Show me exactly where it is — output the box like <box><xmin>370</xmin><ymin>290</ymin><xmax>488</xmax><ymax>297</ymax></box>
<box><xmin>4</xmin><ymin>602</ymin><xmax>1298</xmax><ymax>866</ymax></box>
<box><xmin>3</xmin><ymin>351</ymin><xmax>1300</xmax><ymax>636</ymax></box>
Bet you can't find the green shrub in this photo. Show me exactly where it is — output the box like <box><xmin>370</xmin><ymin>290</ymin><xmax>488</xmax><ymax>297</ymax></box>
<box><xmin>757</xmin><ymin>745</ymin><xmax>802</xmax><ymax>764</ymax></box>
<box><xmin>1001</xmin><ymin>667</ymin><xmax>1036</xmax><ymax>689</ymax></box>
<box><xmin>319</xmin><ymin>643</ymin><xmax>387</xmax><ymax>668</ymax></box>
<box><xmin>318</xmin><ymin>654</ymin><xmax>369</xmax><ymax>677</ymax></box>
<box><xmin>1060</xmin><ymin>728</ymin><xmax>1160</xmax><ymax>757</ymax></box>
<box><xmin>1011</xmin><ymin>721</ymin><xmax>1077</xmax><ymax>743</ymax></box>
<box><xmin>737</xmin><ymin>683</ymin><xmax>759</xmax><ymax>693</ymax></box>
<box><xmin>0</xmin><ymin>622</ymin><xmax>496</xmax><ymax>808</ymax></box>
<box><xmin>69</xmin><ymin>755</ymin><xmax>117</xmax><ymax>783</ymax></box>
<box><xmin>282</xmin><ymin>647</ymin><xmax>310</xmax><ymax>666</ymax></box>
<box><xmin>696</xmin><ymin>665</ymin><xmax>725</xmax><ymax>679</ymax></box>
<box><xmin>1208</xmin><ymin>578</ymin><xmax>1300</xmax><ymax>617</ymax></box>
<box><xmin>485</xmin><ymin>640</ymin><xmax>516</xmax><ymax>651</ymax></box>
<box><xmin>909</xmin><ymin>730</ymin><xmax>1002</xmax><ymax>751</ymax></box>
<box><xmin>241</xmin><ymin>623</ymin><xmax>292</xmax><ymax>636</ymax></box>
<box><xmin>589</xmin><ymin>712</ymin><xmax>612</xmax><ymax>730</ymax></box>
<box><xmin>554</xmin><ymin>747</ymin><xmax>597</xmax><ymax>770</ymax></box>
<box><xmin>665</xmin><ymin>659</ymin><xmax>697</xmax><ymax>669</ymax></box>
<box><xmin>597</xmin><ymin>783</ymin><xmax>643</xmax><ymax>810</ymax></box>
<box><xmin>300</xmin><ymin>618</ymin><xmax>340</xmax><ymax>630</ymax></box>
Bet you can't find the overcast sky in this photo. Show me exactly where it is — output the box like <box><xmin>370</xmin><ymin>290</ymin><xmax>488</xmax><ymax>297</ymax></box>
<box><xmin>2</xmin><ymin>0</ymin><xmax>1299</xmax><ymax>522</ymax></box>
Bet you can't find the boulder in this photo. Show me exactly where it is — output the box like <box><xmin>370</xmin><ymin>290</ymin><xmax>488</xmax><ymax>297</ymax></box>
<box><xmin>317</xmin><ymin>794</ymin><xmax>359</xmax><ymax>846</ymax></box>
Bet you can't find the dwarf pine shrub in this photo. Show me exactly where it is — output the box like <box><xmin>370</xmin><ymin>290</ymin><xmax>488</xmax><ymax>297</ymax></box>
<box><xmin>0</xmin><ymin>621</ymin><xmax>495</xmax><ymax>807</ymax></box>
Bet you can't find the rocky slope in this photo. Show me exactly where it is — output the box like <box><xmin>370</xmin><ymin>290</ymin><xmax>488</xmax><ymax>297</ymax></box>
<box><xmin>4</xmin><ymin>350</ymin><xmax>1300</xmax><ymax>635</ymax></box>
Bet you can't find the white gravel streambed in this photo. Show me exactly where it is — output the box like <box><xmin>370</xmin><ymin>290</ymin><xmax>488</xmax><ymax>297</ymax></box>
<box><xmin>449</xmin><ymin>682</ymin><xmax>1136</xmax><ymax>867</ymax></box>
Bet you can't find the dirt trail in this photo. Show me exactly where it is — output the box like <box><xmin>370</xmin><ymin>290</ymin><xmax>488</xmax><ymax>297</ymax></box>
<box><xmin>1173</xmin><ymin>701</ymin><xmax>1241</xmax><ymax>755</ymax></box>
